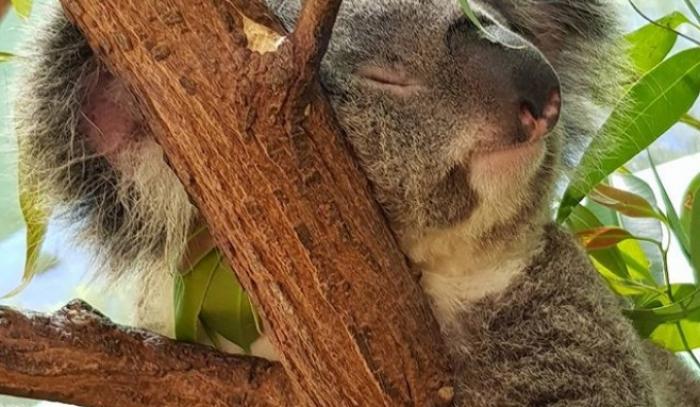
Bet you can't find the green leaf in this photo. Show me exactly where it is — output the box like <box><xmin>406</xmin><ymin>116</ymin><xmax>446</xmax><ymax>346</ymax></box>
<box><xmin>588</xmin><ymin>184</ymin><xmax>665</xmax><ymax>220</ymax></box>
<box><xmin>618</xmin><ymin>238</ymin><xmax>657</xmax><ymax>287</ymax></box>
<box><xmin>558</xmin><ymin>48</ymin><xmax>700</xmax><ymax>222</ymax></box>
<box><xmin>457</xmin><ymin>0</ymin><xmax>514</xmax><ymax>46</ymax></box>
<box><xmin>625</xmin><ymin>285</ymin><xmax>700</xmax><ymax>324</ymax></box>
<box><xmin>685</xmin><ymin>173</ymin><xmax>700</xmax><ymax>278</ymax></box>
<box><xmin>174</xmin><ymin>251</ymin><xmax>220</xmax><ymax>343</ymax></box>
<box><xmin>625</xmin><ymin>284</ymin><xmax>700</xmax><ymax>351</ymax></box>
<box><xmin>10</xmin><ymin>0</ymin><xmax>33</xmax><ymax>18</ymax></box>
<box><xmin>644</xmin><ymin>321</ymin><xmax>700</xmax><ymax>352</ymax></box>
<box><xmin>200</xmin><ymin>260</ymin><xmax>259</xmax><ymax>353</ymax></box>
<box><xmin>0</xmin><ymin>52</ymin><xmax>14</xmax><ymax>63</ymax></box>
<box><xmin>625</xmin><ymin>12</ymin><xmax>689</xmax><ymax>75</ymax></box>
<box><xmin>457</xmin><ymin>0</ymin><xmax>487</xmax><ymax>34</ymax></box>
<box><xmin>615</xmin><ymin>169</ymin><xmax>659</xmax><ymax>206</ymax></box>
<box><xmin>584</xmin><ymin>199</ymin><xmax>620</xmax><ymax>227</ymax></box>
<box><xmin>174</xmin><ymin>248</ymin><xmax>260</xmax><ymax>352</ymax></box>
<box><xmin>2</xmin><ymin>174</ymin><xmax>50</xmax><ymax>298</ymax></box>
<box><xmin>648</xmin><ymin>153</ymin><xmax>692</xmax><ymax>265</ymax></box>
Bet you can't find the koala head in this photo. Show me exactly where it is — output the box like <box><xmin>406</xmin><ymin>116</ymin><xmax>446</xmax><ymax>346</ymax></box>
<box><xmin>15</xmin><ymin>0</ymin><xmax>620</xmax><ymax>284</ymax></box>
<box><xmin>273</xmin><ymin>0</ymin><xmax>620</xmax><ymax>252</ymax></box>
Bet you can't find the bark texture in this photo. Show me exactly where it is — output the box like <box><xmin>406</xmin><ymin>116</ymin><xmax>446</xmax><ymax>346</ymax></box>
<box><xmin>48</xmin><ymin>0</ymin><xmax>453</xmax><ymax>406</ymax></box>
<box><xmin>0</xmin><ymin>300</ymin><xmax>298</xmax><ymax>407</ymax></box>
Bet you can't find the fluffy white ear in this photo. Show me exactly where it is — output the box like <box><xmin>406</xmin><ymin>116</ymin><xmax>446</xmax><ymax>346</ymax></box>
<box><xmin>80</xmin><ymin>68</ymin><xmax>143</xmax><ymax>161</ymax></box>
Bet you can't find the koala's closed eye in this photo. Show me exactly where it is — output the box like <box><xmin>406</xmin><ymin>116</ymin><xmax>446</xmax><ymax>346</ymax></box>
<box><xmin>355</xmin><ymin>65</ymin><xmax>425</xmax><ymax>97</ymax></box>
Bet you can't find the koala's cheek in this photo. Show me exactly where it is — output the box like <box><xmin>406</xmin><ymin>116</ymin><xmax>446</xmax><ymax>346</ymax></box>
<box><xmin>469</xmin><ymin>141</ymin><xmax>546</xmax><ymax>216</ymax></box>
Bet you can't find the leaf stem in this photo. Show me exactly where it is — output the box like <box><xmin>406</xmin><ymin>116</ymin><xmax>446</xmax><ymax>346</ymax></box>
<box><xmin>684</xmin><ymin>0</ymin><xmax>700</xmax><ymax>25</ymax></box>
<box><xmin>676</xmin><ymin>321</ymin><xmax>700</xmax><ymax>369</ymax></box>
<box><xmin>680</xmin><ymin>113</ymin><xmax>700</xmax><ymax>131</ymax></box>
<box><xmin>659</xmin><ymin>227</ymin><xmax>700</xmax><ymax>370</ymax></box>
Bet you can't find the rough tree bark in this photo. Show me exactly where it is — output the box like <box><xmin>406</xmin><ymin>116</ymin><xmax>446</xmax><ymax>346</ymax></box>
<box><xmin>0</xmin><ymin>301</ymin><xmax>299</xmax><ymax>406</ymax></box>
<box><xmin>0</xmin><ymin>0</ymin><xmax>454</xmax><ymax>405</ymax></box>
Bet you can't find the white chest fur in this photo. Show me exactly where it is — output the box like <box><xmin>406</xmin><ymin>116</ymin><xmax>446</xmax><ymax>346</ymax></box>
<box><xmin>401</xmin><ymin>222</ymin><xmax>543</xmax><ymax>328</ymax></box>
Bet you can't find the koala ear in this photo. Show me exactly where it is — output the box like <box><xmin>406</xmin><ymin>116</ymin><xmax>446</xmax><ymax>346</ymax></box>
<box><xmin>493</xmin><ymin>1</ymin><xmax>615</xmax><ymax>59</ymax></box>
<box><xmin>80</xmin><ymin>67</ymin><xmax>143</xmax><ymax>160</ymax></box>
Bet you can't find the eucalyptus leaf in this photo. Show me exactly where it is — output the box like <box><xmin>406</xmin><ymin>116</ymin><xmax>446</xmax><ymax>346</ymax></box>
<box><xmin>618</xmin><ymin>238</ymin><xmax>658</xmax><ymax>287</ymax></box>
<box><xmin>686</xmin><ymin>173</ymin><xmax>700</xmax><ymax>277</ymax></box>
<box><xmin>2</xmin><ymin>175</ymin><xmax>49</xmax><ymax>298</ymax></box>
<box><xmin>174</xmin><ymin>247</ymin><xmax>260</xmax><ymax>352</ymax></box>
<box><xmin>10</xmin><ymin>0</ymin><xmax>33</xmax><ymax>18</ymax></box>
<box><xmin>588</xmin><ymin>184</ymin><xmax>665</xmax><ymax>221</ymax></box>
<box><xmin>616</xmin><ymin>169</ymin><xmax>658</xmax><ymax>206</ymax></box>
<box><xmin>457</xmin><ymin>0</ymin><xmax>509</xmax><ymax>45</ymax></box>
<box><xmin>626</xmin><ymin>284</ymin><xmax>700</xmax><ymax>351</ymax></box>
<box><xmin>625</xmin><ymin>285</ymin><xmax>700</xmax><ymax>323</ymax></box>
<box><xmin>645</xmin><ymin>321</ymin><xmax>700</xmax><ymax>352</ymax></box>
<box><xmin>174</xmin><ymin>251</ymin><xmax>220</xmax><ymax>342</ymax></box>
<box><xmin>567</xmin><ymin>205</ymin><xmax>630</xmax><ymax>280</ymax></box>
<box><xmin>649</xmin><ymin>153</ymin><xmax>692</xmax><ymax>266</ymax></box>
<box><xmin>199</xmin><ymin>260</ymin><xmax>259</xmax><ymax>353</ymax></box>
<box><xmin>577</xmin><ymin>227</ymin><xmax>635</xmax><ymax>250</ymax></box>
<box><xmin>625</xmin><ymin>11</ymin><xmax>689</xmax><ymax>75</ymax></box>
<box><xmin>559</xmin><ymin>48</ymin><xmax>700</xmax><ymax>222</ymax></box>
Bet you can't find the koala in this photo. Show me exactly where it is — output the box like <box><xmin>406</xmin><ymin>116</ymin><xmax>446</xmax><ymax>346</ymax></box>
<box><xmin>13</xmin><ymin>0</ymin><xmax>700</xmax><ymax>405</ymax></box>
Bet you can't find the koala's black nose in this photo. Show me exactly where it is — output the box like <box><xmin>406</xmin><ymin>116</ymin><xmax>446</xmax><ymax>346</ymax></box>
<box><xmin>511</xmin><ymin>47</ymin><xmax>562</xmax><ymax>142</ymax></box>
<box><xmin>447</xmin><ymin>15</ymin><xmax>562</xmax><ymax>142</ymax></box>
<box><xmin>519</xmin><ymin>88</ymin><xmax>561</xmax><ymax>143</ymax></box>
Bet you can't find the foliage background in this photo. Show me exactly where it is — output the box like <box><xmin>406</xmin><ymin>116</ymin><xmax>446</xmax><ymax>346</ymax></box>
<box><xmin>0</xmin><ymin>0</ymin><xmax>699</xmax><ymax>405</ymax></box>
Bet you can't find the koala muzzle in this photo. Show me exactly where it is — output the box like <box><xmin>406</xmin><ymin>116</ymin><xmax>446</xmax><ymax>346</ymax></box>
<box><xmin>448</xmin><ymin>15</ymin><xmax>562</xmax><ymax>146</ymax></box>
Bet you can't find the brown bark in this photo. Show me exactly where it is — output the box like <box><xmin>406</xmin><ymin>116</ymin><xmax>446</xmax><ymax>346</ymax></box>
<box><xmin>28</xmin><ymin>0</ymin><xmax>454</xmax><ymax>405</ymax></box>
<box><xmin>0</xmin><ymin>300</ymin><xmax>298</xmax><ymax>407</ymax></box>
<box><xmin>0</xmin><ymin>0</ymin><xmax>10</xmax><ymax>21</ymax></box>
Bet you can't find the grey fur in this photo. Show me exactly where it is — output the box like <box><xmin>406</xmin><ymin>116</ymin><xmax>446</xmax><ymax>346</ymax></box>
<box><xmin>13</xmin><ymin>0</ymin><xmax>700</xmax><ymax>405</ymax></box>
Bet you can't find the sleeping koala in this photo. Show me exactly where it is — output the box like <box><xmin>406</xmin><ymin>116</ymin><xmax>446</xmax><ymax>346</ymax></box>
<box><xmin>14</xmin><ymin>0</ymin><xmax>700</xmax><ymax>405</ymax></box>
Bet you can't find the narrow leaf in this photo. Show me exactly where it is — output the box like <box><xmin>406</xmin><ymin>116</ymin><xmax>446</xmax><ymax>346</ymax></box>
<box><xmin>559</xmin><ymin>48</ymin><xmax>700</xmax><ymax>221</ymax></box>
<box><xmin>567</xmin><ymin>205</ymin><xmax>630</xmax><ymax>280</ymax></box>
<box><xmin>10</xmin><ymin>0</ymin><xmax>33</xmax><ymax>18</ymax></box>
<box><xmin>2</xmin><ymin>174</ymin><xmax>49</xmax><ymax>298</ymax></box>
<box><xmin>174</xmin><ymin>250</ymin><xmax>220</xmax><ymax>342</ymax></box>
<box><xmin>0</xmin><ymin>52</ymin><xmax>14</xmax><ymax>63</ymax></box>
<box><xmin>588</xmin><ymin>184</ymin><xmax>664</xmax><ymax>220</ymax></box>
<box><xmin>625</xmin><ymin>11</ymin><xmax>689</xmax><ymax>75</ymax></box>
<box><xmin>199</xmin><ymin>261</ymin><xmax>259</xmax><ymax>353</ymax></box>
<box><xmin>577</xmin><ymin>227</ymin><xmax>635</xmax><ymax>250</ymax></box>
<box><xmin>649</xmin><ymin>153</ymin><xmax>691</xmax><ymax>264</ymax></box>
<box><xmin>174</xmin><ymin>232</ymin><xmax>260</xmax><ymax>352</ymax></box>
<box><xmin>686</xmin><ymin>173</ymin><xmax>700</xmax><ymax>278</ymax></box>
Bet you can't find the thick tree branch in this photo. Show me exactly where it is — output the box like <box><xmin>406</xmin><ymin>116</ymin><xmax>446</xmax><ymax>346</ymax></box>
<box><xmin>52</xmin><ymin>0</ymin><xmax>453</xmax><ymax>405</ymax></box>
<box><xmin>0</xmin><ymin>300</ymin><xmax>298</xmax><ymax>407</ymax></box>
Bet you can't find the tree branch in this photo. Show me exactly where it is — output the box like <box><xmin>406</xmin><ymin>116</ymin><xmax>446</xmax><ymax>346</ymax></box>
<box><xmin>0</xmin><ymin>0</ymin><xmax>10</xmax><ymax>21</ymax></box>
<box><xmin>0</xmin><ymin>300</ymin><xmax>298</xmax><ymax>407</ymax></box>
<box><xmin>52</xmin><ymin>0</ymin><xmax>453</xmax><ymax>405</ymax></box>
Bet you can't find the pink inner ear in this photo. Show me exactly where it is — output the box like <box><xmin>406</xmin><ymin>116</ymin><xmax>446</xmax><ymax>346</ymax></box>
<box><xmin>81</xmin><ymin>69</ymin><xmax>142</xmax><ymax>158</ymax></box>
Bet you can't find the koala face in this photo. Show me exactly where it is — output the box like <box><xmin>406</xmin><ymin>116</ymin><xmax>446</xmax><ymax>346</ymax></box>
<box><xmin>274</xmin><ymin>0</ymin><xmax>618</xmax><ymax>246</ymax></box>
